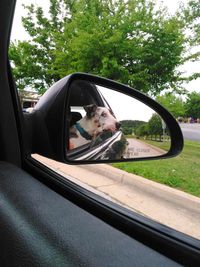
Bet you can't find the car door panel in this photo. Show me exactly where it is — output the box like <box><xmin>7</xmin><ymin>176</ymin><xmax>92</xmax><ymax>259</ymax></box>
<box><xmin>0</xmin><ymin>161</ymin><xmax>182</xmax><ymax>266</ymax></box>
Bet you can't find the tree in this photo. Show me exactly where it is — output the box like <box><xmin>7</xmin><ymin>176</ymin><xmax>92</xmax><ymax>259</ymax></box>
<box><xmin>122</xmin><ymin>127</ymin><xmax>132</xmax><ymax>135</ymax></box>
<box><xmin>9</xmin><ymin>41</ymin><xmax>54</xmax><ymax>94</ymax></box>
<box><xmin>9</xmin><ymin>0</ymin><xmax>199</xmax><ymax>95</ymax></box>
<box><xmin>135</xmin><ymin>123</ymin><xmax>149</xmax><ymax>138</ymax></box>
<box><xmin>156</xmin><ymin>93</ymin><xmax>185</xmax><ymax>118</ymax></box>
<box><xmin>120</xmin><ymin>120</ymin><xmax>146</xmax><ymax>135</ymax></box>
<box><xmin>185</xmin><ymin>92</ymin><xmax>200</xmax><ymax>118</ymax></box>
<box><xmin>148</xmin><ymin>113</ymin><xmax>163</xmax><ymax>140</ymax></box>
<box><xmin>176</xmin><ymin>0</ymin><xmax>200</xmax><ymax>83</ymax></box>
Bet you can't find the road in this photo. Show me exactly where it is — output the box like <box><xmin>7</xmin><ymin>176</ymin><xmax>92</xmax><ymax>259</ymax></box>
<box><xmin>180</xmin><ymin>123</ymin><xmax>200</xmax><ymax>141</ymax></box>
<box><xmin>126</xmin><ymin>138</ymin><xmax>166</xmax><ymax>158</ymax></box>
<box><xmin>34</xmin><ymin>154</ymin><xmax>200</xmax><ymax>240</ymax></box>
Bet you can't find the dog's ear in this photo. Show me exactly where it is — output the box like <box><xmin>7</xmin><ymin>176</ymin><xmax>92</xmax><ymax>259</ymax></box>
<box><xmin>84</xmin><ymin>104</ymin><xmax>97</xmax><ymax>118</ymax></box>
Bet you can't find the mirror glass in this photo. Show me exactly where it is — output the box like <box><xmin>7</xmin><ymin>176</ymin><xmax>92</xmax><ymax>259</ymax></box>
<box><xmin>66</xmin><ymin>80</ymin><xmax>171</xmax><ymax>161</ymax></box>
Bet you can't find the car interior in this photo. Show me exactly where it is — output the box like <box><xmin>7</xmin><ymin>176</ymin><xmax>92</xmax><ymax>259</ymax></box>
<box><xmin>68</xmin><ymin>80</ymin><xmax>104</xmax><ymax>130</ymax></box>
<box><xmin>0</xmin><ymin>0</ymin><xmax>199</xmax><ymax>266</ymax></box>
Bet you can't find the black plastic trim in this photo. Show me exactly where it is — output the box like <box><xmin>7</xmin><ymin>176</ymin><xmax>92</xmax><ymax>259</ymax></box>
<box><xmin>0</xmin><ymin>0</ymin><xmax>21</xmax><ymax>166</ymax></box>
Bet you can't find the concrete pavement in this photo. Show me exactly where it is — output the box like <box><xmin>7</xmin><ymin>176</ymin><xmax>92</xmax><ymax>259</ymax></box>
<box><xmin>126</xmin><ymin>138</ymin><xmax>166</xmax><ymax>158</ymax></box>
<box><xmin>33</xmin><ymin>154</ymin><xmax>200</xmax><ymax>240</ymax></box>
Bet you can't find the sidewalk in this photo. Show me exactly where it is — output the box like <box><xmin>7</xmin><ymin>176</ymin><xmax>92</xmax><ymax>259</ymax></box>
<box><xmin>33</xmin><ymin>154</ymin><xmax>200</xmax><ymax>240</ymax></box>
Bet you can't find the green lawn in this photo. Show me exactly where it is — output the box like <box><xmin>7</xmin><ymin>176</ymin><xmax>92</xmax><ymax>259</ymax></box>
<box><xmin>113</xmin><ymin>140</ymin><xmax>200</xmax><ymax>197</ymax></box>
<box><xmin>141</xmin><ymin>139</ymin><xmax>171</xmax><ymax>151</ymax></box>
<box><xmin>125</xmin><ymin>135</ymin><xmax>171</xmax><ymax>151</ymax></box>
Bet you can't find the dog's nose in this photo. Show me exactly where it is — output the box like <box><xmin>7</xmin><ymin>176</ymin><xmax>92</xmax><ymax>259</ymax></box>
<box><xmin>116</xmin><ymin>122</ymin><xmax>121</xmax><ymax>129</ymax></box>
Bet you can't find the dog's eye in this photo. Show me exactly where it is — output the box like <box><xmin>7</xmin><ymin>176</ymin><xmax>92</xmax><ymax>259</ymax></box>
<box><xmin>101</xmin><ymin>112</ymin><xmax>107</xmax><ymax>117</ymax></box>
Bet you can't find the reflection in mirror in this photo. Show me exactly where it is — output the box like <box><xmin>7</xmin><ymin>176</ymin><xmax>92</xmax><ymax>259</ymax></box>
<box><xmin>66</xmin><ymin>80</ymin><xmax>171</xmax><ymax>161</ymax></box>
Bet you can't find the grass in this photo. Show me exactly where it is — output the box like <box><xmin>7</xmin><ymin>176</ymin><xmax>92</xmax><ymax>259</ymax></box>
<box><xmin>141</xmin><ymin>139</ymin><xmax>171</xmax><ymax>151</ymax></box>
<box><xmin>113</xmin><ymin>140</ymin><xmax>200</xmax><ymax>197</ymax></box>
<box><xmin>125</xmin><ymin>135</ymin><xmax>171</xmax><ymax>151</ymax></box>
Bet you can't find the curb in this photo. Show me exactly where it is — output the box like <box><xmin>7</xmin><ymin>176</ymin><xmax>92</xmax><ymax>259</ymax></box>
<box><xmin>80</xmin><ymin>164</ymin><xmax>200</xmax><ymax>204</ymax></box>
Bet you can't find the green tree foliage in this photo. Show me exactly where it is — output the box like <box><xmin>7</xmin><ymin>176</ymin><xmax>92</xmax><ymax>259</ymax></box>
<box><xmin>9</xmin><ymin>41</ymin><xmax>54</xmax><ymax>93</ymax></box>
<box><xmin>180</xmin><ymin>0</ymin><xmax>200</xmax><ymax>49</ymax></box>
<box><xmin>148</xmin><ymin>113</ymin><xmax>163</xmax><ymax>136</ymax></box>
<box><xmin>134</xmin><ymin>113</ymin><xmax>170</xmax><ymax>140</ymax></box>
<box><xmin>122</xmin><ymin>127</ymin><xmax>132</xmax><ymax>135</ymax></box>
<box><xmin>185</xmin><ymin>92</ymin><xmax>200</xmax><ymax>118</ymax></box>
<box><xmin>9</xmin><ymin>0</ymin><xmax>198</xmax><ymax>95</ymax></box>
<box><xmin>120</xmin><ymin>120</ymin><xmax>146</xmax><ymax>129</ymax></box>
<box><xmin>135</xmin><ymin>123</ymin><xmax>149</xmax><ymax>137</ymax></box>
<box><xmin>156</xmin><ymin>93</ymin><xmax>185</xmax><ymax>118</ymax></box>
<box><xmin>120</xmin><ymin>120</ymin><xmax>146</xmax><ymax>135</ymax></box>
<box><xmin>134</xmin><ymin>114</ymin><xmax>168</xmax><ymax>139</ymax></box>
<box><xmin>177</xmin><ymin>0</ymin><xmax>200</xmax><ymax>82</ymax></box>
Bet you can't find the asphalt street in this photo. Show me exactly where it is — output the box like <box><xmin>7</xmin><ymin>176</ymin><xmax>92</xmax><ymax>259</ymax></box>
<box><xmin>180</xmin><ymin>123</ymin><xmax>200</xmax><ymax>141</ymax></box>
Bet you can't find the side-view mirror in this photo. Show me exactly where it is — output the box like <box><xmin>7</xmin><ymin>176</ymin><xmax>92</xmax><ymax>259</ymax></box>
<box><xmin>26</xmin><ymin>73</ymin><xmax>183</xmax><ymax>164</ymax></box>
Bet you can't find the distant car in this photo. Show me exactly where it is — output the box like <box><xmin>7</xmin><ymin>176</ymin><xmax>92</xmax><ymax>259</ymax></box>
<box><xmin>188</xmin><ymin>117</ymin><xmax>197</xmax><ymax>123</ymax></box>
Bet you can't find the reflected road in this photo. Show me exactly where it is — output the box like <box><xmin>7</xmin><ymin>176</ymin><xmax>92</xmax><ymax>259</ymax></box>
<box><xmin>126</xmin><ymin>138</ymin><xmax>166</xmax><ymax>158</ymax></box>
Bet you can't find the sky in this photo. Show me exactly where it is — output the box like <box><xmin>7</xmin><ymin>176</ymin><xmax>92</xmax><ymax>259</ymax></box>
<box><xmin>98</xmin><ymin>86</ymin><xmax>154</xmax><ymax>121</ymax></box>
<box><xmin>11</xmin><ymin>0</ymin><xmax>200</xmax><ymax>94</ymax></box>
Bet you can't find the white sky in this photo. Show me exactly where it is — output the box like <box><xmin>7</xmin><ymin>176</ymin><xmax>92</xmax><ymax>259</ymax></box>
<box><xmin>11</xmin><ymin>0</ymin><xmax>200</xmax><ymax>94</ymax></box>
<box><xmin>98</xmin><ymin>86</ymin><xmax>154</xmax><ymax>121</ymax></box>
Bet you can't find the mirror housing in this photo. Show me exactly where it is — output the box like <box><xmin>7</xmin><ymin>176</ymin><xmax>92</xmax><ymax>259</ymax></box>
<box><xmin>26</xmin><ymin>73</ymin><xmax>183</xmax><ymax>164</ymax></box>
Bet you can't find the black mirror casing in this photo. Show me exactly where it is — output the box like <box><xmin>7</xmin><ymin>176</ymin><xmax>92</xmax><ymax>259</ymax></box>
<box><xmin>26</xmin><ymin>73</ymin><xmax>184</xmax><ymax>164</ymax></box>
<box><xmin>25</xmin><ymin>76</ymin><xmax>70</xmax><ymax>162</ymax></box>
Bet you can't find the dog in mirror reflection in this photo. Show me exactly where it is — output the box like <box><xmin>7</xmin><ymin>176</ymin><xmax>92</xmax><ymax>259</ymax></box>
<box><xmin>69</xmin><ymin>104</ymin><xmax>121</xmax><ymax>149</ymax></box>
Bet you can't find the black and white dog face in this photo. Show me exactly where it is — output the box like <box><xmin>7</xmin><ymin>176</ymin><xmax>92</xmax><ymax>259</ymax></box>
<box><xmin>84</xmin><ymin>104</ymin><xmax>121</xmax><ymax>133</ymax></box>
<box><xmin>69</xmin><ymin>104</ymin><xmax>121</xmax><ymax>149</ymax></box>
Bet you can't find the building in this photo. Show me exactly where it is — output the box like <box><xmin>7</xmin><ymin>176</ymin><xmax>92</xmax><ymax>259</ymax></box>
<box><xmin>18</xmin><ymin>90</ymin><xmax>40</xmax><ymax>109</ymax></box>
